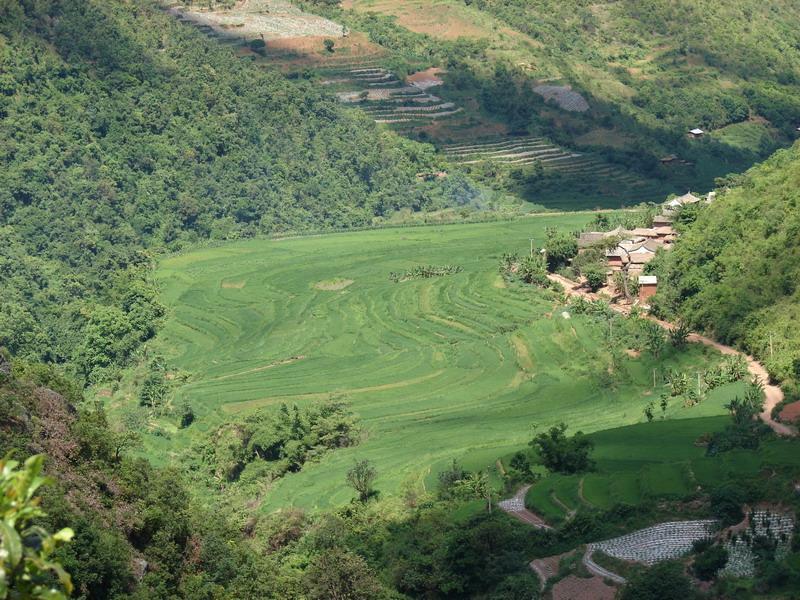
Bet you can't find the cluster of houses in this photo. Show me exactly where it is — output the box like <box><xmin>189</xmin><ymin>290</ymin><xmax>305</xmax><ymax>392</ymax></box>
<box><xmin>577</xmin><ymin>192</ymin><xmax>706</xmax><ymax>306</ymax></box>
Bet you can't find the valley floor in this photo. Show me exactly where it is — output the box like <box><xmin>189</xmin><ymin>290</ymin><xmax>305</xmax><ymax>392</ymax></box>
<box><xmin>105</xmin><ymin>217</ymin><xmax>744</xmax><ymax>510</ymax></box>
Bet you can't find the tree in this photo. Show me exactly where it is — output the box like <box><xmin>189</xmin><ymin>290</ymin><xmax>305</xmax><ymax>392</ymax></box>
<box><xmin>669</xmin><ymin>322</ymin><xmax>690</xmax><ymax>349</ymax></box>
<box><xmin>323</xmin><ymin>38</ymin><xmax>335</xmax><ymax>53</ymax></box>
<box><xmin>454</xmin><ymin>472</ymin><xmax>495</xmax><ymax>512</ymax></box>
<box><xmin>692</xmin><ymin>543</ymin><xmax>728</xmax><ymax>581</ymax></box>
<box><xmin>529</xmin><ymin>423</ymin><xmax>594</xmax><ymax>474</ymax></box>
<box><xmin>543</xmin><ymin>228</ymin><xmax>578</xmax><ymax>272</ymax></box>
<box><xmin>620</xmin><ymin>561</ymin><xmax>694</xmax><ymax>600</ymax></box>
<box><xmin>305</xmin><ymin>547</ymin><xmax>384</xmax><ymax>599</ymax></box>
<box><xmin>582</xmin><ymin>263</ymin><xmax>606</xmax><ymax>292</ymax></box>
<box><xmin>346</xmin><ymin>460</ymin><xmax>377</xmax><ymax>502</ymax></box>
<box><xmin>1</xmin><ymin>455</ymin><xmax>74</xmax><ymax>599</ymax></box>
<box><xmin>179</xmin><ymin>403</ymin><xmax>195</xmax><ymax>429</ymax></box>
<box><xmin>644</xmin><ymin>321</ymin><xmax>666</xmax><ymax>357</ymax></box>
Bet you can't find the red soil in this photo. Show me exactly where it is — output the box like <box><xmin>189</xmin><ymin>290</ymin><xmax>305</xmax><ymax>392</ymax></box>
<box><xmin>780</xmin><ymin>401</ymin><xmax>800</xmax><ymax>423</ymax></box>
<box><xmin>551</xmin><ymin>575</ymin><xmax>617</xmax><ymax>600</ymax></box>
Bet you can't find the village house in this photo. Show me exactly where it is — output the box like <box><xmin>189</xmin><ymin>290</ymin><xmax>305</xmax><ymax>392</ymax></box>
<box><xmin>577</xmin><ymin>226</ymin><xmax>625</xmax><ymax>249</ymax></box>
<box><xmin>638</xmin><ymin>275</ymin><xmax>658</xmax><ymax>304</ymax></box>
<box><xmin>664</xmin><ymin>192</ymin><xmax>701</xmax><ymax>215</ymax></box>
<box><xmin>689</xmin><ymin>128</ymin><xmax>705</xmax><ymax>138</ymax></box>
<box><xmin>652</xmin><ymin>214</ymin><xmax>673</xmax><ymax>227</ymax></box>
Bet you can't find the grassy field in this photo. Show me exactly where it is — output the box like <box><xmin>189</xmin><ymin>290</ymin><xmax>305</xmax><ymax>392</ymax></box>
<box><xmin>112</xmin><ymin>217</ymin><xmax>741</xmax><ymax>511</ymax></box>
<box><xmin>525</xmin><ymin>417</ymin><xmax>800</xmax><ymax>523</ymax></box>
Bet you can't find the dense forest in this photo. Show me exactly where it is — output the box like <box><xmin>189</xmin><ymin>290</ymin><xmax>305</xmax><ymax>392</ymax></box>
<box><xmin>0</xmin><ymin>0</ymin><xmax>494</xmax><ymax>382</ymax></box>
<box><xmin>652</xmin><ymin>141</ymin><xmax>800</xmax><ymax>391</ymax></box>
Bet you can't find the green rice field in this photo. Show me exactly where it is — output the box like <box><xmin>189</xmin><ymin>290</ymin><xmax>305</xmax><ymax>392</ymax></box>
<box><xmin>525</xmin><ymin>417</ymin><xmax>800</xmax><ymax>523</ymax></box>
<box><xmin>122</xmin><ymin>217</ymin><xmax>740</xmax><ymax>511</ymax></box>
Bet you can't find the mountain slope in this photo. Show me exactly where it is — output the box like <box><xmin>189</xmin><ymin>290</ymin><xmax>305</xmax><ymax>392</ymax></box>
<box><xmin>0</xmin><ymin>0</ymin><xmax>485</xmax><ymax>379</ymax></box>
<box><xmin>653</xmin><ymin>141</ymin><xmax>800</xmax><ymax>383</ymax></box>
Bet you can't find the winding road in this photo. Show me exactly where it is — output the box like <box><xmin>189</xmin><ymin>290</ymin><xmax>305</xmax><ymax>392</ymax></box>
<box><xmin>547</xmin><ymin>273</ymin><xmax>796</xmax><ymax>437</ymax></box>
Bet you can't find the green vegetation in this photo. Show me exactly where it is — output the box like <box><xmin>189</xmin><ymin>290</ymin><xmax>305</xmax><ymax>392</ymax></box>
<box><xmin>523</xmin><ymin>415</ymin><xmax>799</xmax><ymax>523</ymax></box>
<box><xmin>529</xmin><ymin>423</ymin><xmax>594</xmax><ymax>474</ymax></box>
<box><xmin>320</xmin><ymin>0</ymin><xmax>800</xmax><ymax>207</ymax></box>
<box><xmin>620</xmin><ymin>561</ymin><xmax>695</xmax><ymax>600</ymax></box>
<box><xmin>109</xmin><ymin>217</ymin><xmax>741</xmax><ymax>511</ymax></box>
<box><xmin>0</xmin><ymin>455</ymin><xmax>74</xmax><ymax>599</ymax></box>
<box><xmin>653</xmin><ymin>141</ymin><xmax>800</xmax><ymax>383</ymax></box>
<box><xmin>0</xmin><ymin>0</ymin><xmax>496</xmax><ymax>382</ymax></box>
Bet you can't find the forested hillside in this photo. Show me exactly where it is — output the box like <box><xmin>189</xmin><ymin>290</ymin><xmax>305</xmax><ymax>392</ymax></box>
<box><xmin>467</xmin><ymin>0</ymin><xmax>800</xmax><ymax>133</ymax></box>
<box><xmin>653</xmin><ymin>141</ymin><xmax>800</xmax><ymax>385</ymax></box>
<box><xmin>0</xmin><ymin>0</ymin><xmax>487</xmax><ymax>382</ymax></box>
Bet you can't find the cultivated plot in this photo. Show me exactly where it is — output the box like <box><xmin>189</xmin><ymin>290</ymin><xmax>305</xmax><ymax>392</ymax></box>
<box><xmin>129</xmin><ymin>219</ymin><xmax>735</xmax><ymax>510</ymax></box>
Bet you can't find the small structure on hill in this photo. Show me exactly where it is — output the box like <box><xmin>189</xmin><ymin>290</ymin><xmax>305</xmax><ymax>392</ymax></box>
<box><xmin>689</xmin><ymin>128</ymin><xmax>705</xmax><ymax>138</ymax></box>
<box><xmin>664</xmin><ymin>192</ymin><xmax>701</xmax><ymax>214</ymax></box>
<box><xmin>638</xmin><ymin>275</ymin><xmax>658</xmax><ymax>304</ymax></box>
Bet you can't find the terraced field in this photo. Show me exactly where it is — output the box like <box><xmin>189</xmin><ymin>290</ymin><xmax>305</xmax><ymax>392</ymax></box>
<box><xmin>525</xmin><ymin>416</ymin><xmax>800</xmax><ymax>523</ymax></box>
<box><xmin>322</xmin><ymin>65</ymin><xmax>463</xmax><ymax>125</ymax></box>
<box><xmin>120</xmin><ymin>218</ymin><xmax>739</xmax><ymax>511</ymax></box>
<box><xmin>442</xmin><ymin>136</ymin><xmax>674</xmax><ymax>206</ymax></box>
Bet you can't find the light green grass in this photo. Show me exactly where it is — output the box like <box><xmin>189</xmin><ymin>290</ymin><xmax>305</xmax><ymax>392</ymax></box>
<box><xmin>525</xmin><ymin>416</ymin><xmax>800</xmax><ymax>520</ymax></box>
<box><xmin>114</xmin><ymin>217</ymin><xmax>737</xmax><ymax>511</ymax></box>
<box><xmin>710</xmin><ymin>121</ymin><xmax>779</xmax><ymax>153</ymax></box>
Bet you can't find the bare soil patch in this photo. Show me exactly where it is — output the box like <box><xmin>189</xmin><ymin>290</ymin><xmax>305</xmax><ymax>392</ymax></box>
<box><xmin>221</xmin><ymin>281</ymin><xmax>246</xmax><ymax>289</ymax></box>
<box><xmin>407</xmin><ymin>67</ymin><xmax>444</xmax><ymax>89</ymax></box>
<box><xmin>313</xmin><ymin>278</ymin><xmax>354</xmax><ymax>291</ymax></box>
<box><xmin>263</xmin><ymin>32</ymin><xmax>385</xmax><ymax>67</ymax></box>
<box><xmin>780</xmin><ymin>401</ymin><xmax>800</xmax><ymax>423</ymax></box>
<box><xmin>551</xmin><ymin>575</ymin><xmax>616</xmax><ymax>600</ymax></box>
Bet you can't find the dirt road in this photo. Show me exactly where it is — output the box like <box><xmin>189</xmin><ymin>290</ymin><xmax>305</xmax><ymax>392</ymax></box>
<box><xmin>547</xmin><ymin>273</ymin><xmax>796</xmax><ymax>437</ymax></box>
<box><xmin>497</xmin><ymin>485</ymin><xmax>553</xmax><ymax>529</ymax></box>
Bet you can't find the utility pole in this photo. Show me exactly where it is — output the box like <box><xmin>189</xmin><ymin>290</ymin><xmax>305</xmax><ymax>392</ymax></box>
<box><xmin>529</xmin><ymin>238</ymin><xmax>535</xmax><ymax>258</ymax></box>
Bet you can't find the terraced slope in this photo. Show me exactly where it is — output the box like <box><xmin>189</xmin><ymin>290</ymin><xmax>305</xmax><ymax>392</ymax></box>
<box><xmin>118</xmin><ymin>219</ymin><xmax>735</xmax><ymax>511</ymax></box>
<box><xmin>442</xmin><ymin>136</ymin><xmax>674</xmax><ymax>207</ymax></box>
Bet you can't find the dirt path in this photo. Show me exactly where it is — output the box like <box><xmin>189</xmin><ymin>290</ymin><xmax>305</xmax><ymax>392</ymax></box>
<box><xmin>498</xmin><ymin>485</ymin><xmax>553</xmax><ymax>529</ymax></box>
<box><xmin>548</xmin><ymin>273</ymin><xmax>796</xmax><ymax>437</ymax></box>
<box><xmin>582</xmin><ymin>548</ymin><xmax>627</xmax><ymax>584</ymax></box>
<box><xmin>550</xmin><ymin>492</ymin><xmax>577</xmax><ymax>519</ymax></box>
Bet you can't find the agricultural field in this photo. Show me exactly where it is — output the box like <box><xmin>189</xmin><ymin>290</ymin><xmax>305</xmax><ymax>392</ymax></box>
<box><xmin>525</xmin><ymin>417</ymin><xmax>800</xmax><ymax>523</ymax></box>
<box><xmin>106</xmin><ymin>217</ymin><xmax>742</xmax><ymax>511</ymax></box>
<box><xmin>165</xmin><ymin>0</ymin><xmax>343</xmax><ymax>41</ymax></box>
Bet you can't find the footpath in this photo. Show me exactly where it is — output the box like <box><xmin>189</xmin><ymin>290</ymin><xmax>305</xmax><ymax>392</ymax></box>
<box><xmin>546</xmin><ymin>273</ymin><xmax>796</xmax><ymax>437</ymax></box>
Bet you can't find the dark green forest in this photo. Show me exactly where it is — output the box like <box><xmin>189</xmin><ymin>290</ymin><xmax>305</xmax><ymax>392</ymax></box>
<box><xmin>0</xmin><ymin>0</ymin><xmax>491</xmax><ymax>382</ymax></box>
<box><xmin>653</xmin><ymin>141</ymin><xmax>800</xmax><ymax>391</ymax></box>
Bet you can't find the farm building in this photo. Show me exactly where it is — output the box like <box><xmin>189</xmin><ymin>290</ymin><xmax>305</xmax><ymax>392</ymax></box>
<box><xmin>606</xmin><ymin>239</ymin><xmax>660</xmax><ymax>273</ymax></box>
<box><xmin>577</xmin><ymin>226</ymin><xmax>625</xmax><ymax>249</ymax></box>
<box><xmin>664</xmin><ymin>192</ymin><xmax>701</xmax><ymax>214</ymax></box>
<box><xmin>652</xmin><ymin>214</ymin><xmax>673</xmax><ymax>227</ymax></box>
<box><xmin>654</xmin><ymin>226</ymin><xmax>676</xmax><ymax>239</ymax></box>
<box><xmin>638</xmin><ymin>275</ymin><xmax>658</xmax><ymax>304</ymax></box>
<box><xmin>689</xmin><ymin>128</ymin><xmax>705</xmax><ymax>138</ymax></box>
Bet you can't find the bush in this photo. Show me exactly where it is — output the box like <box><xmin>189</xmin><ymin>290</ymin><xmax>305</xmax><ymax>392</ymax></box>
<box><xmin>529</xmin><ymin>423</ymin><xmax>594</xmax><ymax>474</ymax></box>
<box><xmin>620</xmin><ymin>561</ymin><xmax>694</xmax><ymax>600</ymax></box>
<box><xmin>692</xmin><ymin>543</ymin><xmax>728</xmax><ymax>581</ymax></box>
<box><xmin>582</xmin><ymin>264</ymin><xmax>607</xmax><ymax>292</ymax></box>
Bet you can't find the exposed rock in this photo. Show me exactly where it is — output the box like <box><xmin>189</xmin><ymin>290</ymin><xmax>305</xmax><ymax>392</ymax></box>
<box><xmin>131</xmin><ymin>557</ymin><xmax>148</xmax><ymax>582</ymax></box>
<box><xmin>0</xmin><ymin>352</ymin><xmax>10</xmax><ymax>377</ymax></box>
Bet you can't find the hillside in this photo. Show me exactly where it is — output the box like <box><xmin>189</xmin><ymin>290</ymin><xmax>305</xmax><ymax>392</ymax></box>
<box><xmin>298</xmin><ymin>0</ymin><xmax>800</xmax><ymax>205</ymax></box>
<box><xmin>0</xmin><ymin>0</ymin><xmax>499</xmax><ymax>381</ymax></box>
<box><xmin>653</xmin><ymin>141</ymin><xmax>800</xmax><ymax>387</ymax></box>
